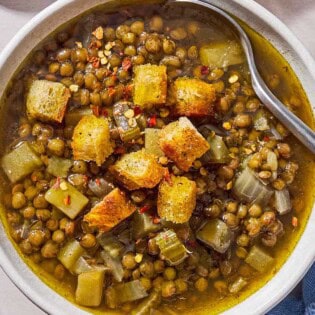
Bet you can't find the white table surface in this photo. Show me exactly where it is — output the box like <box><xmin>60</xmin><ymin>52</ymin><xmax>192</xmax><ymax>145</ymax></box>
<box><xmin>0</xmin><ymin>1</ymin><xmax>315</xmax><ymax>314</ymax></box>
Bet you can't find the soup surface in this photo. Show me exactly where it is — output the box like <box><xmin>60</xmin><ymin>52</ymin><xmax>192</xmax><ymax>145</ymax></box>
<box><xmin>0</xmin><ymin>2</ymin><xmax>315</xmax><ymax>314</ymax></box>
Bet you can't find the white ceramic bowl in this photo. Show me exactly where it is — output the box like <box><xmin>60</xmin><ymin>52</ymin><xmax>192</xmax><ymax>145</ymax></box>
<box><xmin>0</xmin><ymin>1</ymin><xmax>314</xmax><ymax>314</ymax></box>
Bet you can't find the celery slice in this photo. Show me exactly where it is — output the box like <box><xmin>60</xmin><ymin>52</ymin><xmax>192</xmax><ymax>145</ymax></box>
<box><xmin>1</xmin><ymin>142</ymin><xmax>43</xmax><ymax>183</ymax></box>
<box><xmin>132</xmin><ymin>211</ymin><xmax>162</xmax><ymax>239</ymax></box>
<box><xmin>58</xmin><ymin>240</ymin><xmax>85</xmax><ymax>270</ymax></box>
<box><xmin>75</xmin><ymin>269</ymin><xmax>105</xmax><ymax>307</ymax></box>
<box><xmin>203</xmin><ymin>134</ymin><xmax>230</xmax><ymax>164</ymax></box>
<box><xmin>131</xmin><ymin>291</ymin><xmax>161</xmax><ymax>315</ymax></box>
<box><xmin>45</xmin><ymin>180</ymin><xmax>89</xmax><ymax>219</ymax></box>
<box><xmin>47</xmin><ymin>156</ymin><xmax>72</xmax><ymax>178</ymax></box>
<box><xmin>155</xmin><ymin>230</ymin><xmax>188</xmax><ymax>266</ymax></box>
<box><xmin>197</xmin><ymin>219</ymin><xmax>232</xmax><ymax>254</ymax></box>
<box><xmin>97</xmin><ymin>234</ymin><xmax>124</xmax><ymax>258</ymax></box>
<box><xmin>65</xmin><ymin>108</ymin><xmax>92</xmax><ymax>126</ymax></box>
<box><xmin>100</xmin><ymin>250</ymin><xmax>124</xmax><ymax>282</ymax></box>
<box><xmin>245</xmin><ymin>245</ymin><xmax>274</xmax><ymax>272</ymax></box>
<box><xmin>145</xmin><ymin>128</ymin><xmax>164</xmax><ymax>157</ymax></box>
<box><xmin>113</xmin><ymin>280</ymin><xmax>148</xmax><ymax>303</ymax></box>
<box><xmin>72</xmin><ymin>256</ymin><xmax>93</xmax><ymax>275</ymax></box>
<box><xmin>228</xmin><ymin>276</ymin><xmax>248</xmax><ymax>294</ymax></box>
<box><xmin>275</xmin><ymin>188</ymin><xmax>292</xmax><ymax>215</ymax></box>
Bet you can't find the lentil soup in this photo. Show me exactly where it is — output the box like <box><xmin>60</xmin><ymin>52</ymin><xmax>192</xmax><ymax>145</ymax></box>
<box><xmin>0</xmin><ymin>2</ymin><xmax>314</xmax><ymax>314</ymax></box>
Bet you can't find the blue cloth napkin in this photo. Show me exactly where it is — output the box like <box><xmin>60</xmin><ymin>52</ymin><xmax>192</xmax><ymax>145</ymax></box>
<box><xmin>268</xmin><ymin>263</ymin><xmax>315</xmax><ymax>315</ymax></box>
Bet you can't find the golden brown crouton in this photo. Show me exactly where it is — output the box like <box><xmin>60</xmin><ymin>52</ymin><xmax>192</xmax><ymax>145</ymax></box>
<box><xmin>159</xmin><ymin>117</ymin><xmax>210</xmax><ymax>171</ymax></box>
<box><xmin>110</xmin><ymin>149</ymin><xmax>165</xmax><ymax>190</ymax></box>
<box><xmin>26</xmin><ymin>80</ymin><xmax>70</xmax><ymax>123</ymax></box>
<box><xmin>170</xmin><ymin>77</ymin><xmax>216</xmax><ymax>117</ymax></box>
<box><xmin>158</xmin><ymin>175</ymin><xmax>197</xmax><ymax>223</ymax></box>
<box><xmin>84</xmin><ymin>188</ymin><xmax>136</xmax><ymax>232</ymax></box>
<box><xmin>133</xmin><ymin>64</ymin><xmax>167</xmax><ymax>108</ymax></box>
<box><xmin>72</xmin><ymin>115</ymin><xmax>113</xmax><ymax>166</ymax></box>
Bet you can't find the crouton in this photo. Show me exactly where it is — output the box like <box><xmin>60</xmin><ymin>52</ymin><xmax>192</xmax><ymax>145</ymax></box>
<box><xmin>158</xmin><ymin>175</ymin><xmax>197</xmax><ymax>223</ymax></box>
<box><xmin>110</xmin><ymin>149</ymin><xmax>165</xmax><ymax>190</ymax></box>
<box><xmin>159</xmin><ymin>117</ymin><xmax>210</xmax><ymax>171</ymax></box>
<box><xmin>26</xmin><ymin>80</ymin><xmax>70</xmax><ymax>123</ymax></box>
<box><xmin>133</xmin><ymin>64</ymin><xmax>167</xmax><ymax>108</ymax></box>
<box><xmin>72</xmin><ymin>115</ymin><xmax>113</xmax><ymax>166</ymax></box>
<box><xmin>170</xmin><ymin>77</ymin><xmax>216</xmax><ymax>117</ymax></box>
<box><xmin>84</xmin><ymin>188</ymin><xmax>136</xmax><ymax>232</ymax></box>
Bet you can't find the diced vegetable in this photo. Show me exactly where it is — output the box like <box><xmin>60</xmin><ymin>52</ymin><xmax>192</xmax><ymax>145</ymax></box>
<box><xmin>253</xmin><ymin>109</ymin><xmax>269</xmax><ymax>131</ymax></box>
<box><xmin>133</xmin><ymin>64</ymin><xmax>167</xmax><ymax>108</ymax></box>
<box><xmin>199</xmin><ymin>40</ymin><xmax>245</xmax><ymax>69</ymax></box>
<box><xmin>267</xmin><ymin>151</ymin><xmax>278</xmax><ymax>171</ymax></box>
<box><xmin>110</xmin><ymin>149</ymin><xmax>165</xmax><ymax>190</ymax></box>
<box><xmin>1</xmin><ymin>142</ymin><xmax>43</xmax><ymax>183</ymax></box>
<box><xmin>132</xmin><ymin>211</ymin><xmax>162</xmax><ymax>239</ymax></box>
<box><xmin>245</xmin><ymin>245</ymin><xmax>274</xmax><ymax>272</ymax></box>
<box><xmin>157</xmin><ymin>175</ymin><xmax>196</xmax><ymax>224</ymax></box>
<box><xmin>45</xmin><ymin>180</ymin><xmax>89</xmax><ymax>219</ymax></box>
<box><xmin>97</xmin><ymin>234</ymin><xmax>124</xmax><ymax>258</ymax></box>
<box><xmin>155</xmin><ymin>230</ymin><xmax>188</xmax><ymax>266</ymax></box>
<box><xmin>113</xmin><ymin>101</ymin><xmax>141</xmax><ymax>142</ymax></box>
<box><xmin>65</xmin><ymin>108</ymin><xmax>92</xmax><ymax>126</ymax></box>
<box><xmin>145</xmin><ymin>128</ymin><xmax>165</xmax><ymax>157</ymax></box>
<box><xmin>159</xmin><ymin>117</ymin><xmax>210</xmax><ymax>171</ymax></box>
<box><xmin>84</xmin><ymin>188</ymin><xmax>137</xmax><ymax>232</ymax></box>
<box><xmin>197</xmin><ymin>219</ymin><xmax>232</xmax><ymax>254</ymax></box>
<box><xmin>202</xmin><ymin>134</ymin><xmax>230</xmax><ymax>164</ymax></box>
<box><xmin>233</xmin><ymin>167</ymin><xmax>274</xmax><ymax>205</ymax></box>
<box><xmin>58</xmin><ymin>240</ymin><xmax>85</xmax><ymax>270</ymax></box>
<box><xmin>170</xmin><ymin>77</ymin><xmax>216</xmax><ymax>117</ymax></box>
<box><xmin>88</xmin><ymin>178</ymin><xmax>115</xmax><ymax>198</ymax></box>
<box><xmin>275</xmin><ymin>188</ymin><xmax>292</xmax><ymax>215</ymax></box>
<box><xmin>75</xmin><ymin>269</ymin><xmax>105</xmax><ymax>307</ymax></box>
<box><xmin>228</xmin><ymin>277</ymin><xmax>248</xmax><ymax>294</ymax></box>
<box><xmin>100</xmin><ymin>250</ymin><xmax>124</xmax><ymax>282</ymax></box>
<box><xmin>105</xmin><ymin>286</ymin><xmax>118</xmax><ymax>309</ymax></box>
<box><xmin>112</xmin><ymin>280</ymin><xmax>148</xmax><ymax>303</ymax></box>
<box><xmin>26</xmin><ymin>80</ymin><xmax>70</xmax><ymax>123</ymax></box>
<box><xmin>72</xmin><ymin>115</ymin><xmax>114</xmax><ymax>166</ymax></box>
<box><xmin>72</xmin><ymin>256</ymin><xmax>93</xmax><ymax>275</ymax></box>
<box><xmin>131</xmin><ymin>291</ymin><xmax>161</xmax><ymax>315</ymax></box>
<box><xmin>47</xmin><ymin>156</ymin><xmax>72</xmax><ymax>178</ymax></box>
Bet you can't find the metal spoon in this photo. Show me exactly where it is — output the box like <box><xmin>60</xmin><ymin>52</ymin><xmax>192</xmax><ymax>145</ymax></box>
<box><xmin>167</xmin><ymin>0</ymin><xmax>315</xmax><ymax>153</ymax></box>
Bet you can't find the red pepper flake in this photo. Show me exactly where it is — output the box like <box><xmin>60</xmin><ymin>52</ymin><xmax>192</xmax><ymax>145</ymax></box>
<box><xmin>52</xmin><ymin>177</ymin><xmax>61</xmax><ymax>189</ymax></box>
<box><xmin>153</xmin><ymin>217</ymin><xmax>161</xmax><ymax>224</ymax></box>
<box><xmin>148</xmin><ymin>114</ymin><xmax>157</xmax><ymax>127</ymax></box>
<box><xmin>263</xmin><ymin>135</ymin><xmax>270</xmax><ymax>142</ymax></box>
<box><xmin>87</xmin><ymin>56</ymin><xmax>100</xmax><ymax>68</ymax></box>
<box><xmin>108</xmin><ymin>87</ymin><xmax>116</xmax><ymax>97</ymax></box>
<box><xmin>123</xmin><ymin>84</ymin><xmax>133</xmax><ymax>100</ymax></box>
<box><xmin>292</xmin><ymin>216</ymin><xmax>298</xmax><ymax>228</ymax></box>
<box><xmin>95</xmin><ymin>178</ymin><xmax>101</xmax><ymax>186</ymax></box>
<box><xmin>139</xmin><ymin>205</ymin><xmax>151</xmax><ymax>214</ymax></box>
<box><xmin>134</xmin><ymin>106</ymin><xmax>142</xmax><ymax>116</ymax></box>
<box><xmin>91</xmin><ymin>105</ymin><xmax>100</xmax><ymax>117</ymax></box>
<box><xmin>201</xmin><ymin>65</ymin><xmax>210</xmax><ymax>75</ymax></box>
<box><xmin>163</xmin><ymin>168</ymin><xmax>173</xmax><ymax>185</ymax></box>
<box><xmin>101</xmin><ymin>108</ymin><xmax>108</xmax><ymax>117</ymax></box>
<box><xmin>122</xmin><ymin>57</ymin><xmax>132</xmax><ymax>71</ymax></box>
<box><xmin>114</xmin><ymin>146</ymin><xmax>126</xmax><ymax>155</ymax></box>
<box><xmin>64</xmin><ymin>195</ymin><xmax>71</xmax><ymax>206</ymax></box>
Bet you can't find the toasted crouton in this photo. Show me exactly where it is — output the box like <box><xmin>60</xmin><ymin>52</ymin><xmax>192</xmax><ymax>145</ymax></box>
<box><xmin>159</xmin><ymin>117</ymin><xmax>210</xmax><ymax>171</ymax></box>
<box><xmin>133</xmin><ymin>64</ymin><xmax>167</xmax><ymax>108</ymax></box>
<box><xmin>84</xmin><ymin>188</ymin><xmax>136</xmax><ymax>232</ymax></box>
<box><xmin>26</xmin><ymin>80</ymin><xmax>70</xmax><ymax>123</ymax></box>
<box><xmin>170</xmin><ymin>77</ymin><xmax>216</xmax><ymax>117</ymax></box>
<box><xmin>158</xmin><ymin>175</ymin><xmax>197</xmax><ymax>223</ymax></box>
<box><xmin>72</xmin><ymin>115</ymin><xmax>113</xmax><ymax>166</ymax></box>
<box><xmin>110</xmin><ymin>149</ymin><xmax>165</xmax><ymax>190</ymax></box>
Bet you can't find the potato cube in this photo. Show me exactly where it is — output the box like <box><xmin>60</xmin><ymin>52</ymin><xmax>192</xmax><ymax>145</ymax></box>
<box><xmin>159</xmin><ymin>117</ymin><xmax>210</xmax><ymax>171</ymax></box>
<box><xmin>1</xmin><ymin>142</ymin><xmax>43</xmax><ymax>183</ymax></box>
<box><xmin>158</xmin><ymin>175</ymin><xmax>196</xmax><ymax>223</ymax></box>
<box><xmin>84</xmin><ymin>188</ymin><xmax>137</xmax><ymax>232</ymax></box>
<box><xmin>109</xmin><ymin>149</ymin><xmax>165</xmax><ymax>190</ymax></box>
<box><xmin>26</xmin><ymin>80</ymin><xmax>70</xmax><ymax>123</ymax></box>
<box><xmin>72</xmin><ymin>115</ymin><xmax>113</xmax><ymax>166</ymax></box>
<box><xmin>171</xmin><ymin>77</ymin><xmax>216</xmax><ymax>117</ymax></box>
<box><xmin>133</xmin><ymin>64</ymin><xmax>167</xmax><ymax>108</ymax></box>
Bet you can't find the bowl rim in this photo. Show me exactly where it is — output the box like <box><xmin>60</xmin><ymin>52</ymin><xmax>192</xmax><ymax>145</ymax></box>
<box><xmin>0</xmin><ymin>1</ymin><xmax>314</xmax><ymax>315</ymax></box>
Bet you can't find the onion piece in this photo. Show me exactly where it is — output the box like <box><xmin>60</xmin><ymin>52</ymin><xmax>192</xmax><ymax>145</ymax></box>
<box><xmin>270</xmin><ymin>124</ymin><xmax>283</xmax><ymax>140</ymax></box>
<box><xmin>88</xmin><ymin>178</ymin><xmax>114</xmax><ymax>198</ymax></box>
<box><xmin>267</xmin><ymin>151</ymin><xmax>278</xmax><ymax>171</ymax></box>
<box><xmin>100</xmin><ymin>250</ymin><xmax>124</xmax><ymax>282</ymax></box>
<box><xmin>233</xmin><ymin>167</ymin><xmax>274</xmax><ymax>205</ymax></box>
<box><xmin>275</xmin><ymin>188</ymin><xmax>292</xmax><ymax>215</ymax></box>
